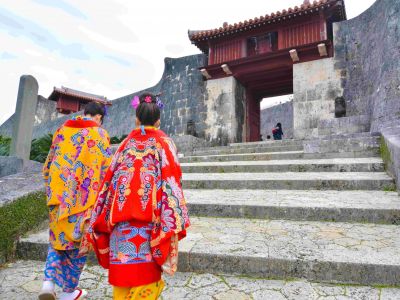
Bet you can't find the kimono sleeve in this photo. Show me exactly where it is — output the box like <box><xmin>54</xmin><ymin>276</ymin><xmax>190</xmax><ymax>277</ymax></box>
<box><xmin>42</xmin><ymin>128</ymin><xmax>61</xmax><ymax>186</ymax></box>
<box><xmin>98</xmin><ymin>130</ymin><xmax>112</xmax><ymax>182</ymax></box>
<box><xmin>151</xmin><ymin>137</ymin><xmax>190</xmax><ymax>266</ymax></box>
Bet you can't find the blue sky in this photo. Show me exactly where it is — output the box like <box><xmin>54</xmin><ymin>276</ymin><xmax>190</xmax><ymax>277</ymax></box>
<box><xmin>0</xmin><ymin>0</ymin><xmax>376</xmax><ymax>124</ymax></box>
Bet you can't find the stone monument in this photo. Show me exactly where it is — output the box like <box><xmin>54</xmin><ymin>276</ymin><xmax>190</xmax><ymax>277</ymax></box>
<box><xmin>10</xmin><ymin>75</ymin><xmax>39</xmax><ymax>162</ymax></box>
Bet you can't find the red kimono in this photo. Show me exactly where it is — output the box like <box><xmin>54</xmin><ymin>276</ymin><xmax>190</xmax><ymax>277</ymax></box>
<box><xmin>87</xmin><ymin>127</ymin><xmax>190</xmax><ymax>287</ymax></box>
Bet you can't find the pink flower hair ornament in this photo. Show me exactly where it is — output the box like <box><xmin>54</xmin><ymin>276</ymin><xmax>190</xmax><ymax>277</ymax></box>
<box><xmin>156</xmin><ymin>97</ymin><xmax>165</xmax><ymax>109</ymax></box>
<box><xmin>131</xmin><ymin>95</ymin><xmax>140</xmax><ymax>109</ymax></box>
<box><xmin>131</xmin><ymin>94</ymin><xmax>164</xmax><ymax>110</ymax></box>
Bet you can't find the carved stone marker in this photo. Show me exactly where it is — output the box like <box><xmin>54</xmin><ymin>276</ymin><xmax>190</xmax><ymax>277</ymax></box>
<box><xmin>10</xmin><ymin>75</ymin><xmax>39</xmax><ymax>162</ymax></box>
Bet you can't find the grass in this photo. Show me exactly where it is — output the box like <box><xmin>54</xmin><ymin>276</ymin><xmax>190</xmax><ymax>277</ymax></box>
<box><xmin>0</xmin><ymin>191</ymin><xmax>47</xmax><ymax>264</ymax></box>
<box><xmin>383</xmin><ymin>185</ymin><xmax>397</xmax><ymax>192</ymax></box>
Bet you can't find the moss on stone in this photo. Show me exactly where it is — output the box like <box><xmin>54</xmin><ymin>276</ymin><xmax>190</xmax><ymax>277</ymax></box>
<box><xmin>380</xmin><ymin>136</ymin><xmax>392</xmax><ymax>172</ymax></box>
<box><xmin>383</xmin><ymin>185</ymin><xmax>397</xmax><ymax>192</ymax></box>
<box><xmin>0</xmin><ymin>191</ymin><xmax>47</xmax><ymax>264</ymax></box>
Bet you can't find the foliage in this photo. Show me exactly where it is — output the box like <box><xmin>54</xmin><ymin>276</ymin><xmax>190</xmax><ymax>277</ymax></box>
<box><xmin>0</xmin><ymin>191</ymin><xmax>47</xmax><ymax>263</ymax></box>
<box><xmin>30</xmin><ymin>134</ymin><xmax>53</xmax><ymax>163</ymax></box>
<box><xmin>2</xmin><ymin>131</ymin><xmax>127</xmax><ymax>162</ymax></box>
<box><xmin>0</xmin><ymin>136</ymin><xmax>11</xmax><ymax>156</ymax></box>
<box><xmin>0</xmin><ymin>134</ymin><xmax>53</xmax><ymax>163</ymax></box>
<box><xmin>110</xmin><ymin>134</ymin><xmax>128</xmax><ymax>144</ymax></box>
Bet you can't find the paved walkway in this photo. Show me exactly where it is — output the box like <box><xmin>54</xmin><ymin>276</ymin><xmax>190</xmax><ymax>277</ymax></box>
<box><xmin>1</xmin><ymin>260</ymin><xmax>399</xmax><ymax>299</ymax></box>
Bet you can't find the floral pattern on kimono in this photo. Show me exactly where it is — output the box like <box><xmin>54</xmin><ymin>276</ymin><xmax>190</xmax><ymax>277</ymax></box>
<box><xmin>43</xmin><ymin>116</ymin><xmax>112</xmax><ymax>250</ymax></box>
<box><xmin>87</xmin><ymin>127</ymin><xmax>190</xmax><ymax>287</ymax></box>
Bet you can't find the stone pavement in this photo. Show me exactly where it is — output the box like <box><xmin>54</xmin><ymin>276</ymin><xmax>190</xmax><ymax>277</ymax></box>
<box><xmin>1</xmin><ymin>260</ymin><xmax>400</xmax><ymax>300</ymax></box>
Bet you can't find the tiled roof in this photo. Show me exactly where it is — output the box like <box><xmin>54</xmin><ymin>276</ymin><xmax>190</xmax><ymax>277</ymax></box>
<box><xmin>188</xmin><ymin>0</ymin><xmax>346</xmax><ymax>42</ymax></box>
<box><xmin>48</xmin><ymin>86</ymin><xmax>110</xmax><ymax>105</ymax></box>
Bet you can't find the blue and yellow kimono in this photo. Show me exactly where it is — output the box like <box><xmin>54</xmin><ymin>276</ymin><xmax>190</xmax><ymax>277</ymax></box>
<box><xmin>42</xmin><ymin>116</ymin><xmax>112</xmax><ymax>292</ymax></box>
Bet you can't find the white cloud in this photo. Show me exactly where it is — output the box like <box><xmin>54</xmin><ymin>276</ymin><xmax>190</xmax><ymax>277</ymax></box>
<box><xmin>24</xmin><ymin>49</ymin><xmax>43</xmax><ymax>57</ymax></box>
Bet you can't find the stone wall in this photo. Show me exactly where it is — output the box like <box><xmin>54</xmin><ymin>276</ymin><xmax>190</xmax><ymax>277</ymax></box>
<box><xmin>34</xmin><ymin>96</ymin><xmax>58</xmax><ymax>125</ymax></box>
<box><xmin>333</xmin><ymin>0</ymin><xmax>400</xmax><ymax>132</ymax></box>
<box><xmin>0</xmin><ymin>96</ymin><xmax>58</xmax><ymax>138</ymax></box>
<box><xmin>331</xmin><ymin>0</ymin><xmax>400</xmax><ymax>190</ymax></box>
<box><xmin>292</xmin><ymin>57</ymin><xmax>344</xmax><ymax>139</ymax></box>
<box><xmin>0</xmin><ymin>54</ymin><xmax>208</xmax><ymax>140</ymax></box>
<box><xmin>103</xmin><ymin>54</ymin><xmax>208</xmax><ymax>139</ymax></box>
<box><xmin>261</xmin><ymin>100</ymin><xmax>293</xmax><ymax>139</ymax></box>
<box><xmin>203</xmin><ymin>77</ymin><xmax>246</xmax><ymax>145</ymax></box>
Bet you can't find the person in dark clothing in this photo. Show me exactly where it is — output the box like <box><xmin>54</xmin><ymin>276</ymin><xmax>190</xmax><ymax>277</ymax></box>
<box><xmin>272</xmin><ymin>123</ymin><xmax>283</xmax><ymax>140</ymax></box>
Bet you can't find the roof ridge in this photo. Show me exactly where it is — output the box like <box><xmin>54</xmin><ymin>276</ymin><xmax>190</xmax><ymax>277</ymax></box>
<box><xmin>49</xmin><ymin>86</ymin><xmax>110</xmax><ymax>104</ymax></box>
<box><xmin>188</xmin><ymin>0</ymin><xmax>341</xmax><ymax>42</ymax></box>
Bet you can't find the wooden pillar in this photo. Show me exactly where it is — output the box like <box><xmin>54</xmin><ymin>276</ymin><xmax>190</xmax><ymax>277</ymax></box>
<box><xmin>208</xmin><ymin>41</ymin><xmax>214</xmax><ymax>65</ymax></box>
<box><xmin>277</xmin><ymin>29</ymin><xmax>284</xmax><ymax>50</ymax></box>
<box><xmin>241</xmin><ymin>38</ymin><xmax>247</xmax><ymax>58</ymax></box>
<box><xmin>319</xmin><ymin>11</ymin><xmax>327</xmax><ymax>40</ymax></box>
<box><xmin>245</xmin><ymin>89</ymin><xmax>261</xmax><ymax>142</ymax></box>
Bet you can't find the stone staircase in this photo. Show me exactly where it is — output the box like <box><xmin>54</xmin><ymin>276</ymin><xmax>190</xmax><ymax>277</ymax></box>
<box><xmin>17</xmin><ymin>133</ymin><xmax>400</xmax><ymax>289</ymax></box>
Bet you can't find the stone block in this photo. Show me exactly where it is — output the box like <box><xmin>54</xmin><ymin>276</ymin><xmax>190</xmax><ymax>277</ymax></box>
<box><xmin>381</xmin><ymin>124</ymin><xmax>400</xmax><ymax>192</ymax></box>
<box><xmin>203</xmin><ymin>77</ymin><xmax>245</xmax><ymax>145</ymax></box>
<box><xmin>0</xmin><ymin>156</ymin><xmax>23</xmax><ymax>178</ymax></box>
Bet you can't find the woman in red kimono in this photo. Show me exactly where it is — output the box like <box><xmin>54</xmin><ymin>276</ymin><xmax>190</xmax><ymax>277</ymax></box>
<box><xmin>86</xmin><ymin>92</ymin><xmax>190</xmax><ymax>299</ymax></box>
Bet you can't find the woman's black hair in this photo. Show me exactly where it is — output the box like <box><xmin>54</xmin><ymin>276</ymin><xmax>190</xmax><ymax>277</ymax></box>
<box><xmin>136</xmin><ymin>92</ymin><xmax>161</xmax><ymax>126</ymax></box>
<box><xmin>276</xmin><ymin>122</ymin><xmax>282</xmax><ymax>128</ymax></box>
<box><xmin>84</xmin><ymin>102</ymin><xmax>106</xmax><ymax>123</ymax></box>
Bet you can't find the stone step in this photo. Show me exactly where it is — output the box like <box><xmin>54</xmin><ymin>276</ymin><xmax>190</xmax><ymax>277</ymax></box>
<box><xmin>181</xmin><ymin>158</ymin><xmax>384</xmax><ymax>173</ymax></box>
<box><xmin>180</xmin><ymin>150</ymin><xmax>380</xmax><ymax>163</ymax></box>
<box><xmin>185</xmin><ymin>189</ymin><xmax>400</xmax><ymax>224</ymax></box>
<box><xmin>318</xmin><ymin>115</ymin><xmax>371</xmax><ymax>136</ymax></box>
<box><xmin>229</xmin><ymin>139</ymin><xmax>303</xmax><ymax>148</ymax></box>
<box><xmin>182</xmin><ymin>172</ymin><xmax>394</xmax><ymax>190</ymax></box>
<box><xmin>228</xmin><ymin>132</ymin><xmax>378</xmax><ymax>148</ymax></box>
<box><xmin>199</xmin><ymin>139</ymin><xmax>304</xmax><ymax>150</ymax></box>
<box><xmin>304</xmin><ymin>136</ymin><xmax>380</xmax><ymax>154</ymax></box>
<box><xmin>17</xmin><ymin>217</ymin><xmax>400</xmax><ymax>285</ymax></box>
<box><xmin>3</xmin><ymin>260</ymin><xmax>400</xmax><ymax>299</ymax></box>
<box><xmin>192</xmin><ymin>144</ymin><xmax>303</xmax><ymax>156</ymax></box>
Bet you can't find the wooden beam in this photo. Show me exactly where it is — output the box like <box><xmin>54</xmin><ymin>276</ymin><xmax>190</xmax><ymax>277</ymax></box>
<box><xmin>318</xmin><ymin>43</ymin><xmax>328</xmax><ymax>56</ymax></box>
<box><xmin>221</xmin><ymin>64</ymin><xmax>233</xmax><ymax>75</ymax></box>
<box><xmin>289</xmin><ymin>49</ymin><xmax>299</xmax><ymax>62</ymax></box>
<box><xmin>200</xmin><ymin>69</ymin><xmax>212</xmax><ymax>79</ymax></box>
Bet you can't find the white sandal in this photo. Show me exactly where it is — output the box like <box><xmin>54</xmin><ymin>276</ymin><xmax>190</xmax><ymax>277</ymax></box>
<box><xmin>73</xmin><ymin>288</ymin><xmax>88</xmax><ymax>300</ymax></box>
